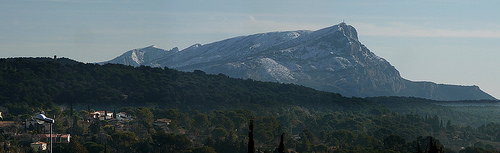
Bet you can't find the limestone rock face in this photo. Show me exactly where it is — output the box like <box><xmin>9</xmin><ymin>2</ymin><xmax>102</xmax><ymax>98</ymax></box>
<box><xmin>104</xmin><ymin>23</ymin><xmax>495</xmax><ymax>100</ymax></box>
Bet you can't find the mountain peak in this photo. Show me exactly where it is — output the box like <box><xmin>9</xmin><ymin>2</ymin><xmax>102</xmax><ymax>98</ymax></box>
<box><xmin>171</xmin><ymin>47</ymin><xmax>179</xmax><ymax>52</ymax></box>
<box><xmin>145</xmin><ymin>45</ymin><xmax>160</xmax><ymax>49</ymax></box>
<box><xmin>187</xmin><ymin>43</ymin><xmax>202</xmax><ymax>49</ymax></box>
<box><xmin>311</xmin><ymin>22</ymin><xmax>358</xmax><ymax>41</ymax></box>
<box><xmin>338</xmin><ymin>22</ymin><xmax>358</xmax><ymax>41</ymax></box>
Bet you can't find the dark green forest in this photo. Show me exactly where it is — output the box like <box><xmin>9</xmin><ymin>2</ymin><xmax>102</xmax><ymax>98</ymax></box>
<box><xmin>0</xmin><ymin>58</ymin><xmax>498</xmax><ymax>153</ymax></box>
<box><xmin>0</xmin><ymin>57</ymin><xmax>378</xmax><ymax>113</ymax></box>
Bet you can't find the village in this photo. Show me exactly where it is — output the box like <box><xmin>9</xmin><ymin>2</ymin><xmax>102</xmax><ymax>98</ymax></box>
<box><xmin>0</xmin><ymin>108</ymin><xmax>174</xmax><ymax>152</ymax></box>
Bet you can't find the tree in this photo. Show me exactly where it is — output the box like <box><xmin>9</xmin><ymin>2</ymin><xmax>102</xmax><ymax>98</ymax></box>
<box><xmin>278</xmin><ymin>133</ymin><xmax>287</xmax><ymax>153</ymax></box>
<box><xmin>135</xmin><ymin>139</ymin><xmax>153</xmax><ymax>153</ymax></box>
<box><xmin>70</xmin><ymin>103</ymin><xmax>74</xmax><ymax>117</ymax></box>
<box><xmin>71</xmin><ymin>115</ymin><xmax>84</xmax><ymax>136</ymax></box>
<box><xmin>446</xmin><ymin>120</ymin><xmax>454</xmax><ymax>131</ymax></box>
<box><xmin>210</xmin><ymin>111</ymin><xmax>234</xmax><ymax>131</ymax></box>
<box><xmin>383</xmin><ymin>135</ymin><xmax>405</xmax><ymax>151</ymax></box>
<box><xmin>409</xmin><ymin>136</ymin><xmax>444</xmax><ymax>153</ymax></box>
<box><xmin>297</xmin><ymin>129</ymin><xmax>315</xmax><ymax>152</ymax></box>
<box><xmin>84</xmin><ymin>142</ymin><xmax>105</xmax><ymax>153</ymax></box>
<box><xmin>255</xmin><ymin>116</ymin><xmax>279</xmax><ymax>143</ymax></box>
<box><xmin>136</xmin><ymin>107</ymin><xmax>154</xmax><ymax>128</ymax></box>
<box><xmin>193</xmin><ymin>146</ymin><xmax>217</xmax><ymax>153</ymax></box>
<box><xmin>496</xmin><ymin>133</ymin><xmax>500</xmax><ymax>142</ymax></box>
<box><xmin>89</xmin><ymin>119</ymin><xmax>104</xmax><ymax>134</ymax></box>
<box><xmin>53</xmin><ymin>120</ymin><xmax>65</xmax><ymax>133</ymax></box>
<box><xmin>110</xmin><ymin>132</ymin><xmax>137</xmax><ymax>153</ymax></box>
<box><xmin>430</xmin><ymin>115</ymin><xmax>441</xmax><ymax>133</ymax></box>
<box><xmin>428</xmin><ymin>137</ymin><xmax>443</xmax><ymax>153</ymax></box>
<box><xmin>301</xmin><ymin>128</ymin><xmax>315</xmax><ymax>144</ymax></box>
<box><xmin>296</xmin><ymin>135</ymin><xmax>311</xmax><ymax>153</ymax></box>
<box><xmin>67</xmin><ymin>136</ymin><xmax>89</xmax><ymax>153</ymax></box>
<box><xmin>212</xmin><ymin>127</ymin><xmax>228</xmax><ymax>140</ymax></box>
<box><xmin>79</xmin><ymin>110</ymin><xmax>89</xmax><ymax>122</ymax></box>
<box><xmin>193</xmin><ymin>111</ymin><xmax>210</xmax><ymax>133</ymax></box>
<box><xmin>314</xmin><ymin>144</ymin><xmax>328</xmax><ymax>153</ymax></box>
<box><xmin>152</xmin><ymin>131</ymin><xmax>192</xmax><ymax>152</ymax></box>
<box><xmin>248</xmin><ymin>119</ymin><xmax>255</xmax><ymax>153</ymax></box>
<box><xmin>459</xmin><ymin>146</ymin><xmax>497</xmax><ymax>153</ymax></box>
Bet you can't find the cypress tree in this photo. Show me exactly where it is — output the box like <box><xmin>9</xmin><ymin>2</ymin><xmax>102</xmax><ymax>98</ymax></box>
<box><xmin>248</xmin><ymin>119</ymin><xmax>255</xmax><ymax>153</ymax></box>
<box><xmin>73</xmin><ymin>115</ymin><xmax>78</xmax><ymax>128</ymax></box>
<box><xmin>440</xmin><ymin>120</ymin><xmax>444</xmax><ymax>129</ymax></box>
<box><xmin>70</xmin><ymin>103</ymin><xmax>74</xmax><ymax>117</ymax></box>
<box><xmin>278</xmin><ymin>133</ymin><xmax>287</xmax><ymax>153</ymax></box>
<box><xmin>113</xmin><ymin>109</ymin><xmax>117</xmax><ymax>119</ymax></box>
<box><xmin>417</xmin><ymin>141</ymin><xmax>422</xmax><ymax>153</ymax></box>
<box><xmin>446</xmin><ymin>120</ymin><xmax>453</xmax><ymax>131</ymax></box>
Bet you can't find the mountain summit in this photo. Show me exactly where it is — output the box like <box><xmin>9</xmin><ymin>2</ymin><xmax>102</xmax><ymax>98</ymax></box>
<box><xmin>103</xmin><ymin>23</ymin><xmax>495</xmax><ymax>100</ymax></box>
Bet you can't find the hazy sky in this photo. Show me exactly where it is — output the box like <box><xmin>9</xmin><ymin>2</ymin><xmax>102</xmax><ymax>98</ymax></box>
<box><xmin>1</xmin><ymin>0</ymin><xmax>499</xmax><ymax>99</ymax></box>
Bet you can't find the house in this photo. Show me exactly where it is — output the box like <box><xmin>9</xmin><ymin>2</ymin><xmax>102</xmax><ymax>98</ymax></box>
<box><xmin>0</xmin><ymin>142</ymin><xmax>10</xmax><ymax>148</ymax></box>
<box><xmin>0</xmin><ymin>121</ymin><xmax>15</xmax><ymax>128</ymax></box>
<box><xmin>154</xmin><ymin>118</ymin><xmax>171</xmax><ymax>127</ymax></box>
<box><xmin>0</xmin><ymin>121</ymin><xmax>15</xmax><ymax>133</ymax></box>
<box><xmin>33</xmin><ymin>134</ymin><xmax>71</xmax><ymax>143</ymax></box>
<box><xmin>26</xmin><ymin>121</ymin><xmax>51</xmax><ymax>133</ymax></box>
<box><xmin>30</xmin><ymin>141</ymin><xmax>47</xmax><ymax>151</ymax></box>
<box><xmin>177</xmin><ymin>129</ymin><xmax>187</xmax><ymax>135</ymax></box>
<box><xmin>25</xmin><ymin>120</ymin><xmax>39</xmax><ymax>129</ymax></box>
<box><xmin>154</xmin><ymin>118</ymin><xmax>172</xmax><ymax>132</ymax></box>
<box><xmin>116</xmin><ymin>112</ymin><xmax>133</xmax><ymax>121</ymax></box>
<box><xmin>91</xmin><ymin>111</ymin><xmax>113</xmax><ymax>120</ymax></box>
<box><xmin>0</xmin><ymin>121</ymin><xmax>18</xmax><ymax>137</ymax></box>
<box><xmin>291</xmin><ymin>134</ymin><xmax>301</xmax><ymax>141</ymax></box>
<box><xmin>115</xmin><ymin>124</ymin><xmax>132</xmax><ymax>132</ymax></box>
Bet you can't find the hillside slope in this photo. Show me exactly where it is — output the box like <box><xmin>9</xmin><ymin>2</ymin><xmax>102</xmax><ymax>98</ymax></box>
<box><xmin>0</xmin><ymin>57</ymin><xmax>381</xmax><ymax>113</ymax></box>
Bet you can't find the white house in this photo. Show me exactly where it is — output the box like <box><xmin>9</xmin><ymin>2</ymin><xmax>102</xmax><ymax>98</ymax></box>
<box><xmin>116</xmin><ymin>112</ymin><xmax>133</xmax><ymax>121</ymax></box>
<box><xmin>33</xmin><ymin>134</ymin><xmax>71</xmax><ymax>143</ymax></box>
<box><xmin>91</xmin><ymin>111</ymin><xmax>113</xmax><ymax>120</ymax></box>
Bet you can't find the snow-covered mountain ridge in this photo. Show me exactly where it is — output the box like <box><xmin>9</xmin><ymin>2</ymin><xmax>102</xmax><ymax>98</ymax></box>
<box><xmin>103</xmin><ymin>23</ymin><xmax>495</xmax><ymax>100</ymax></box>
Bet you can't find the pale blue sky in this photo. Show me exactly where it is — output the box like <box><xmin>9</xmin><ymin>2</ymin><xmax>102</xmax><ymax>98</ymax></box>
<box><xmin>1</xmin><ymin>0</ymin><xmax>499</xmax><ymax>99</ymax></box>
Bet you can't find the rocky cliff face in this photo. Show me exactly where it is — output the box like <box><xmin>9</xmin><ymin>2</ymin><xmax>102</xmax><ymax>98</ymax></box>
<box><xmin>103</xmin><ymin>23</ymin><xmax>495</xmax><ymax>100</ymax></box>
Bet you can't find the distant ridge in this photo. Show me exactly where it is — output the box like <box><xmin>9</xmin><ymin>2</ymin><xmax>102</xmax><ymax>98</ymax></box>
<box><xmin>2</xmin><ymin>57</ymin><xmax>80</xmax><ymax>65</ymax></box>
<box><xmin>103</xmin><ymin>23</ymin><xmax>496</xmax><ymax>101</ymax></box>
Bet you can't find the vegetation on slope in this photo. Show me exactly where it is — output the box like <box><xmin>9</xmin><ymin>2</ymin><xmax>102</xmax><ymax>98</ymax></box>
<box><xmin>0</xmin><ymin>57</ymin><xmax>498</xmax><ymax>152</ymax></box>
<box><xmin>0</xmin><ymin>57</ymin><xmax>383</xmax><ymax>115</ymax></box>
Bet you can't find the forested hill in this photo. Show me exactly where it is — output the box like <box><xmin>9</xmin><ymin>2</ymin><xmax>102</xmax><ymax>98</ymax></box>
<box><xmin>2</xmin><ymin>58</ymin><xmax>499</xmax><ymax>152</ymax></box>
<box><xmin>0</xmin><ymin>57</ymin><xmax>383</xmax><ymax>115</ymax></box>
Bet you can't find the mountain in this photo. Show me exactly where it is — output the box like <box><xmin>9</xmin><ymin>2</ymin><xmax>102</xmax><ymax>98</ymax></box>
<box><xmin>103</xmin><ymin>23</ymin><xmax>495</xmax><ymax>101</ymax></box>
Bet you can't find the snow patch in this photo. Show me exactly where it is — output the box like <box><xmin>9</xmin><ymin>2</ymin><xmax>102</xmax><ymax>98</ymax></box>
<box><xmin>280</xmin><ymin>48</ymin><xmax>295</xmax><ymax>53</ymax></box>
<box><xmin>259</xmin><ymin>58</ymin><xmax>296</xmax><ymax>82</ymax></box>
<box><xmin>335</xmin><ymin>57</ymin><xmax>351</xmax><ymax>69</ymax></box>
<box><xmin>131</xmin><ymin>50</ymin><xmax>144</xmax><ymax>64</ymax></box>
<box><xmin>250</xmin><ymin>43</ymin><xmax>261</xmax><ymax>49</ymax></box>
<box><xmin>287</xmin><ymin>32</ymin><xmax>301</xmax><ymax>39</ymax></box>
